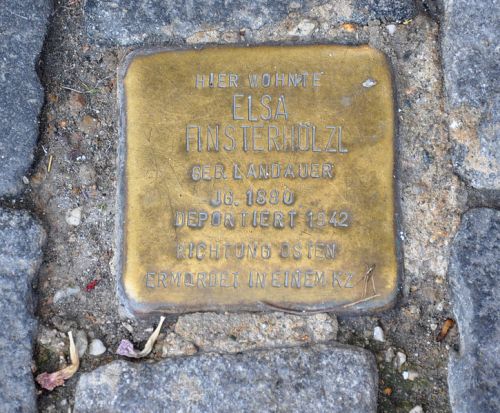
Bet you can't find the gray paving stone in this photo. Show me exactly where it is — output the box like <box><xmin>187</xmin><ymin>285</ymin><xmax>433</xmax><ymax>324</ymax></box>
<box><xmin>448</xmin><ymin>208</ymin><xmax>500</xmax><ymax>413</ymax></box>
<box><xmin>442</xmin><ymin>0</ymin><xmax>499</xmax><ymax>189</ymax></box>
<box><xmin>0</xmin><ymin>0</ymin><xmax>52</xmax><ymax>197</ymax></box>
<box><xmin>0</xmin><ymin>208</ymin><xmax>46</xmax><ymax>412</ymax></box>
<box><xmin>84</xmin><ymin>0</ymin><xmax>416</xmax><ymax>46</ymax></box>
<box><xmin>169</xmin><ymin>312</ymin><xmax>338</xmax><ymax>354</ymax></box>
<box><xmin>74</xmin><ymin>344</ymin><xmax>377</xmax><ymax>413</ymax></box>
<box><xmin>352</xmin><ymin>0</ymin><xmax>417</xmax><ymax>23</ymax></box>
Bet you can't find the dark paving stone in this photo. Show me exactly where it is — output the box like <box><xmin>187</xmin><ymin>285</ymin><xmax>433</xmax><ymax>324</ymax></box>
<box><xmin>84</xmin><ymin>0</ymin><xmax>416</xmax><ymax>46</ymax></box>
<box><xmin>74</xmin><ymin>344</ymin><xmax>378</xmax><ymax>413</ymax></box>
<box><xmin>352</xmin><ymin>0</ymin><xmax>417</xmax><ymax>23</ymax></box>
<box><xmin>442</xmin><ymin>0</ymin><xmax>499</xmax><ymax>189</ymax></box>
<box><xmin>0</xmin><ymin>0</ymin><xmax>52</xmax><ymax>197</ymax></box>
<box><xmin>0</xmin><ymin>208</ymin><xmax>45</xmax><ymax>412</ymax></box>
<box><xmin>448</xmin><ymin>208</ymin><xmax>500</xmax><ymax>413</ymax></box>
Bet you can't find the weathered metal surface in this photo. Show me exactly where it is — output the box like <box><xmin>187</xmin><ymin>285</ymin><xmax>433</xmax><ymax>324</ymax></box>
<box><xmin>118</xmin><ymin>45</ymin><xmax>398</xmax><ymax>314</ymax></box>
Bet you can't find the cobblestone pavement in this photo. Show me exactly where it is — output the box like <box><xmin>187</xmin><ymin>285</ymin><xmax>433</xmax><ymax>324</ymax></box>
<box><xmin>0</xmin><ymin>0</ymin><xmax>497</xmax><ymax>412</ymax></box>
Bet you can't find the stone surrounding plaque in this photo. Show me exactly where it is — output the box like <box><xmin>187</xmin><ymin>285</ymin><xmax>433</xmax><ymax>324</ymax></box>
<box><xmin>117</xmin><ymin>45</ymin><xmax>399</xmax><ymax>314</ymax></box>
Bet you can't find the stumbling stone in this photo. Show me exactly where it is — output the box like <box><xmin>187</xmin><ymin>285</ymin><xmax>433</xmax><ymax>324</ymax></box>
<box><xmin>442</xmin><ymin>0</ymin><xmax>499</xmax><ymax>190</ymax></box>
<box><xmin>74</xmin><ymin>344</ymin><xmax>377</xmax><ymax>412</ymax></box>
<box><xmin>118</xmin><ymin>45</ymin><xmax>399</xmax><ymax>314</ymax></box>
<box><xmin>0</xmin><ymin>208</ymin><xmax>45</xmax><ymax>412</ymax></box>
<box><xmin>84</xmin><ymin>0</ymin><xmax>416</xmax><ymax>46</ymax></box>
<box><xmin>448</xmin><ymin>208</ymin><xmax>500</xmax><ymax>413</ymax></box>
<box><xmin>0</xmin><ymin>0</ymin><xmax>52</xmax><ymax>197</ymax></box>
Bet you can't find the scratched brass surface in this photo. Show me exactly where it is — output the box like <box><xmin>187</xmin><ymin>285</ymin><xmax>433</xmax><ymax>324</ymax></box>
<box><xmin>119</xmin><ymin>45</ymin><xmax>398</xmax><ymax>314</ymax></box>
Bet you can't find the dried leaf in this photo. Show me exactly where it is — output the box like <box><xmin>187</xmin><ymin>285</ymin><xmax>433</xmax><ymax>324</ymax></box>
<box><xmin>436</xmin><ymin>318</ymin><xmax>455</xmax><ymax>342</ymax></box>
<box><xmin>116</xmin><ymin>316</ymin><xmax>165</xmax><ymax>358</ymax></box>
<box><xmin>47</xmin><ymin>155</ymin><xmax>54</xmax><ymax>173</ymax></box>
<box><xmin>342</xmin><ymin>23</ymin><xmax>356</xmax><ymax>32</ymax></box>
<box><xmin>36</xmin><ymin>331</ymin><xmax>80</xmax><ymax>391</ymax></box>
<box><xmin>116</xmin><ymin>339</ymin><xmax>135</xmax><ymax>356</ymax></box>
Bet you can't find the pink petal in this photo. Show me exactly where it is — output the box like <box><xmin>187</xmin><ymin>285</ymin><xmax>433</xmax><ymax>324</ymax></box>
<box><xmin>116</xmin><ymin>339</ymin><xmax>138</xmax><ymax>357</ymax></box>
<box><xmin>36</xmin><ymin>371</ymin><xmax>66</xmax><ymax>391</ymax></box>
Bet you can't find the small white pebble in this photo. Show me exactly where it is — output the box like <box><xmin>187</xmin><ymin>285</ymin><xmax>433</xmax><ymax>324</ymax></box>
<box><xmin>385</xmin><ymin>347</ymin><xmax>396</xmax><ymax>363</ymax></box>
<box><xmin>88</xmin><ymin>339</ymin><xmax>106</xmax><ymax>356</ymax></box>
<box><xmin>430</xmin><ymin>323</ymin><xmax>438</xmax><ymax>331</ymax></box>
<box><xmin>287</xmin><ymin>20</ymin><xmax>316</xmax><ymax>36</ymax></box>
<box><xmin>65</xmin><ymin>207</ymin><xmax>82</xmax><ymax>226</ymax></box>
<box><xmin>22</xmin><ymin>176</ymin><xmax>29</xmax><ymax>185</ymax></box>
<box><xmin>409</xmin><ymin>406</ymin><xmax>424</xmax><ymax>413</ymax></box>
<box><xmin>386</xmin><ymin>24</ymin><xmax>396</xmax><ymax>35</ymax></box>
<box><xmin>362</xmin><ymin>78</ymin><xmax>377</xmax><ymax>88</ymax></box>
<box><xmin>409</xmin><ymin>305</ymin><xmax>421</xmax><ymax>315</ymax></box>
<box><xmin>395</xmin><ymin>351</ymin><xmax>407</xmax><ymax>369</ymax></box>
<box><xmin>74</xmin><ymin>330</ymin><xmax>88</xmax><ymax>358</ymax></box>
<box><xmin>373</xmin><ymin>326</ymin><xmax>385</xmax><ymax>342</ymax></box>
<box><xmin>123</xmin><ymin>323</ymin><xmax>134</xmax><ymax>333</ymax></box>
<box><xmin>53</xmin><ymin>287</ymin><xmax>80</xmax><ymax>304</ymax></box>
<box><xmin>402</xmin><ymin>370</ymin><xmax>419</xmax><ymax>381</ymax></box>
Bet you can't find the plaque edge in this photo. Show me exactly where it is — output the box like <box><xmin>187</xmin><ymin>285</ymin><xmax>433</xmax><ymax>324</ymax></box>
<box><xmin>115</xmin><ymin>43</ymin><xmax>404</xmax><ymax>318</ymax></box>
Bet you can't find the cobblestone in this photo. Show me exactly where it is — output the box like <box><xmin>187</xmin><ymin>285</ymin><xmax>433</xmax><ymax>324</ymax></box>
<box><xmin>442</xmin><ymin>0</ymin><xmax>499</xmax><ymax>189</ymax></box>
<box><xmin>448</xmin><ymin>208</ymin><xmax>500</xmax><ymax>413</ymax></box>
<box><xmin>84</xmin><ymin>0</ymin><xmax>416</xmax><ymax>46</ymax></box>
<box><xmin>0</xmin><ymin>0</ymin><xmax>52</xmax><ymax>196</ymax></box>
<box><xmin>0</xmin><ymin>208</ymin><xmax>45</xmax><ymax>412</ymax></box>
<box><xmin>75</xmin><ymin>344</ymin><xmax>377</xmax><ymax>413</ymax></box>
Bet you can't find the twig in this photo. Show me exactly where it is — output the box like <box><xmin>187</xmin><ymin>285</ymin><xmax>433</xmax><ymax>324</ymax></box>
<box><xmin>116</xmin><ymin>316</ymin><xmax>165</xmax><ymax>358</ymax></box>
<box><xmin>6</xmin><ymin>9</ymin><xmax>28</xmax><ymax>20</ymax></box>
<box><xmin>343</xmin><ymin>294</ymin><xmax>381</xmax><ymax>308</ymax></box>
<box><xmin>353</xmin><ymin>264</ymin><xmax>377</xmax><ymax>298</ymax></box>
<box><xmin>62</xmin><ymin>86</ymin><xmax>85</xmax><ymax>94</ymax></box>
<box><xmin>47</xmin><ymin>155</ymin><xmax>53</xmax><ymax>173</ymax></box>
<box><xmin>366</xmin><ymin>266</ymin><xmax>376</xmax><ymax>298</ymax></box>
<box><xmin>36</xmin><ymin>331</ymin><xmax>80</xmax><ymax>390</ymax></box>
<box><xmin>259</xmin><ymin>301</ymin><xmax>341</xmax><ymax>315</ymax></box>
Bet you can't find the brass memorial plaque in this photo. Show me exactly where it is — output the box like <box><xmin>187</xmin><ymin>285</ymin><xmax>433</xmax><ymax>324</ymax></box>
<box><xmin>118</xmin><ymin>45</ymin><xmax>399</xmax><ymax>314</ymax></box>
